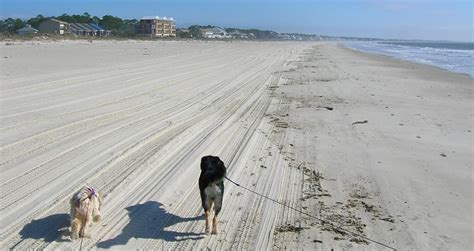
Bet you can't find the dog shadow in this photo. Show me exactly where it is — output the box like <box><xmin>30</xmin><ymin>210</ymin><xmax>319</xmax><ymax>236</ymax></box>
<box><xmin>96</xmin><ymin>201</ymin><xmax>204</xmax><ymax>248</ymax></box>
<box><xmin>18</xmin><ymin>213</ymin><xmax>70</xmax><ymax>243</ymax></box>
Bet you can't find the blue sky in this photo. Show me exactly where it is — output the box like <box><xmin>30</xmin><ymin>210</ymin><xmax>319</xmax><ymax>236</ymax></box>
<box><xmin>0</xmin><ymin>0</ymin><xmax>472</xmax><ymax>41</ymax></box>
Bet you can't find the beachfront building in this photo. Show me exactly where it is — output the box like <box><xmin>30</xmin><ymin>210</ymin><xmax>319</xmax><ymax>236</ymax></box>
<box><xmin>136</xmin><ymin>16</ymin><xmax>176</xmax><ymax>37</ymax></box>
<box><xmin>201</xmin><ymin>27</ymin><xmax>231</xmax><ymax>39</ymax></box>
<box><xmin>38</xmin><ymin>18</ymin><xmax>68</xmax><ymax>34</ymax></box>
<box><xmin>201</xmin><ymin>27</ymin><xmax>232</xmax><ymax>38</ymax></box>
<box><xmin>16</xmin><ymin>24</ymin><xmax>39</xmax><ymax>35</ymax></box>
<box><xmin>228</xmin><ymin>30</ymin><xmax>254</xmax><ymax>39</ymax></box>
<box><xmin>69</xmin><ymin>23</ymin><xmax>111</xmax><ymax>36</ymax></box>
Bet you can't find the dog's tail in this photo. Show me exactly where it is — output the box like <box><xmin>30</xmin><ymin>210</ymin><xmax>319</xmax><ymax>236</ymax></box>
<box><xmin>210</xmin><ymin>200</ymin><xmax>215</xmax><ymax>213</ymax></box>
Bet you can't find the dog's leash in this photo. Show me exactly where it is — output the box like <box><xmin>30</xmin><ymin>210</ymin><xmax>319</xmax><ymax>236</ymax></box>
<box><xmin>224</xmin><ymin>175</ymin><xmax>397</xmax><ymax>251</ymax></box>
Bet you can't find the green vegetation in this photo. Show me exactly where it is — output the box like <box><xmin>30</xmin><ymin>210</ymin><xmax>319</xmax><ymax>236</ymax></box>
<box><xmin>0</xmin><ymin>18</ymin><xmax>32</xmax><ymax>34</ymax></box>
<box><xmin>56</xmin><ymin>12</ymin><xmax>95</xmax><ymax>23</ymax></box>
<box><xmin>98</xmin><ymin>15</ymin><xmax>138</xmax><ymax>36</ymax></box>
<box><xmin>182</xmin><ymin>25</ymin><xmax>213</xmax><ymax>38</ymax></box>
<box><xmin>225</xmin><ymin>28</ymin><xmax>280</xmax><ymax>40</ymax></box>
<box><xmin>0</xmin><ymin>12</ymin><xmax>138</xmax><ymax>37</ymax></box>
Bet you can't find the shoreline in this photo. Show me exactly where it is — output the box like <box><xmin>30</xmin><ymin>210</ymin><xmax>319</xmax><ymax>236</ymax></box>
<box><xmin>341</xmin><ymin>42</ymin><xmax>474</xmax><ymax>78</ymax></box>
<box><xmin>340</xmin><ymin>42</ymin><xmax>474</xmax><ymax>84</ymax></box>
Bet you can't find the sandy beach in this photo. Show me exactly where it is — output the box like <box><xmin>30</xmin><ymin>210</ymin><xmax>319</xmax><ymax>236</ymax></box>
<box><xmin>0</xmin><ymin>40</ymin><xmax>472</xmax><ymax>250</ymax></box>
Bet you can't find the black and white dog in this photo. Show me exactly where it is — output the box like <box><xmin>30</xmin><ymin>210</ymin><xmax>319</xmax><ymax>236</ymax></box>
<box><xmin>199</xmin><ymin>155</ymin><xmax>226</xmax><ymax>234</ymax></box>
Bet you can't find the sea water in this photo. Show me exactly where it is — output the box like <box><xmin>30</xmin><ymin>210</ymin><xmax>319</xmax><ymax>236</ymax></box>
<box><xmin>344</xmin><ymin>41</ymin><xmax>474</xmax><ymax>77</ymax></box>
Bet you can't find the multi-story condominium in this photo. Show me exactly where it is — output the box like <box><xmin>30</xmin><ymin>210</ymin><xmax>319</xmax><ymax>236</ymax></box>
<box><xmin>136</xmin><ymin>16</ymin><xmax>176</xmax><ymax>37</ymax></box>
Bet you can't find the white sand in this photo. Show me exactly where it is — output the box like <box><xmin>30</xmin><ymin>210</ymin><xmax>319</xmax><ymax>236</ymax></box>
<box><xmin>0</xmin><ymin>40</ymin><xmax>472</xmax><ymax>250</ymax></box>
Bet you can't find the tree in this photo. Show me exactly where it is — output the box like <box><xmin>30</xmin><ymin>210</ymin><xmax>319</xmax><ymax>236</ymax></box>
<box><xmin>0</xmin><ymin>18</ymin><xmax>26</xmax><ymax>34</ymax></box>
<box><xmin>56</xmin><ymin>13</ymin><xmax>73</xmax><ymax>23</ymax></box>
<box><xmin>27</xmin><ymin>15</ymin><xmax>47</xmax><ymax>28</ymax></box>
<box><xmin>188</xmin><ymin>25</ymin><xmax>213</xmax><ymax>38</ymax></box>
<box><xmin>99</xmin><ymin>15</ymin><xmax>123</xmax><ymax>30</ymax></box>
<box><xmin>56</xmin><ymin>13</ymin><xmax>93</xmax><ymax>23</ymax></box>
<box><xmin>92</xmin><ymin>16</ymin><xmax>100</xmax><ymax>24</ymax></box>
<box><xmin>177</xmin><ymin>29</ymin><xmax>192</xmax><ymax>38</ymax></box>
<box><xmin>118</xmin><ymin>19</ymin><xmax>138</xmax><ymax>37</ymax></box>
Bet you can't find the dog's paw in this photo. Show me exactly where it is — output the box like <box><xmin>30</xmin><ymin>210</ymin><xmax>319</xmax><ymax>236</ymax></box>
<box><xmin>211</xmin><ymin>229</ymin><xmax>218</xmax><ymax>235</ymax></box>
<box><xmin>93</xmin><ymin>215</ymin><xmax>102</xmax><ymax>222</ymax></box>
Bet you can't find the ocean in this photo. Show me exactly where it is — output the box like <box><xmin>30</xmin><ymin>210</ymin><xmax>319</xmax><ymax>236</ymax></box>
<box><xmin>344</xmin><ymin>41</ymin><xmax>474</xmax><ymax>77</ymax></box>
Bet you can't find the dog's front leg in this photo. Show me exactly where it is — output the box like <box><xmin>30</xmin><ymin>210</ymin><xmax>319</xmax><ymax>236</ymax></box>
<box><xmin>71</xmin><ymin>218</ymin><xmax>81</xmax><ymax>240</ymax></box>
<box><xmin>205</xmin><ymin>210</ymin><xmax>211</xmax><ymax>234</ymax></box>
<box><xmin>81</xmin><ymin>217</ymin><xmax>93</xmax><ymax>238</ymax></box>
<box><xmin>211</xmin><ymin>215</ymin><xmax>218</xmax><ymax>235</ymax></box>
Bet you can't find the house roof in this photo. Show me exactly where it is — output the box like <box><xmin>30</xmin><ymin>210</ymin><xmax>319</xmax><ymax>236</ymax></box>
<box><xmin>49</xmin><ymin>18</ymin><xmax>68</xmax><ymax>24</ymax></box>
<box><xmin>17</xmin><ymin>24</ymin><xmax>38</xmax><ymax>32</ymax></box>
<box><xmin>69</xmin><ymin>23</ymin><xmax>107</xmax><ymax>32</ymax></box>
<box><xmin>71</xmin><ymin>23</ymin><xmax>91</xmax><ymax>31</ymax></box>
<box><xmin>202</xmin><ymin>27</ymin><xmax>226</xmax><ymax>34</ymax></box>
<box><xmin>141</xmin><ymin>16</ymin><xmax>175</xmax><ymax>21</ymax></box>
<box><xmin>89</xmin><ymin>23</ymin><xmax>105</xmax><ymax>31</ymax></box>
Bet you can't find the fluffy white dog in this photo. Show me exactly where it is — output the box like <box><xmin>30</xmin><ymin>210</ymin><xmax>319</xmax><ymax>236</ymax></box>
<box><xmin>69</xmin><ymin>186</ymin><xmax>103</xmax><ymax>240</ymax></box>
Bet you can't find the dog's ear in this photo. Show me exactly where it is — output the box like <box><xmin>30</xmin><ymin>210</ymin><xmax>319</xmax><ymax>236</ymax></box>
<box><xmin>200</xmin><ymin>157</ymin><xmax>206</xmax><ymax>170</ymax></box>
<box><xmin>208</xmin><ymin>156</ymin><xmax>225</xmax><ymax>168</ymax></box>
<box><xmin>218</xmin><ymin>159</ymin><xmax>225</xmax><ymax>168</ymax></box>
<box><xmin>201</xmin><ymin>156</ymin><xmax>212</xmax><ymax>170</ymax></box>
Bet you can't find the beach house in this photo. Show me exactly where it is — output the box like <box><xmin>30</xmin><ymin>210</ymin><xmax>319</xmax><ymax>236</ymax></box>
<box><xmin>38</xmin><ymin>19</ymin><xmax>68</xmax><ymax>34</ymax></box>
<box><xmin>201</xmin><ymin>27</ymin><xmax>231</xmax><ymax>39</ymax></box>
<box><xmin>136</xmin><ymin>16</ymin><xmax>176</xmax><ymax>37</ymax></box>
<box><xmin>16</xmin><ymin>24</ymin><xmax>39</xmax><ymax>36</ymax></box>
<box><xmin>69</xmin><ymin>23</ymin><xmax>111</xmax><ymax>36</ymax></box>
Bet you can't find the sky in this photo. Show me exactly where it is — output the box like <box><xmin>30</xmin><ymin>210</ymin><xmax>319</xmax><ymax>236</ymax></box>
<box><xmin>0</xmin><ymin>0</ymin><xmax>472</xmax><ymax>41</ymax></box>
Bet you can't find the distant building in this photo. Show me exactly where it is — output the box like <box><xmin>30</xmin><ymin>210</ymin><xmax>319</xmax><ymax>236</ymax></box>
<box><xmin>136</xmin><ymin>16</ymin><xmax>176</xmax><ymax>37</ymax></box>
<box><xmin>228</xmin><ymin>30</ymin><xmax>251</xmax><ymax>39</ymax></box>
<box><xmin>16</xmin><ymin>24</ymin><xmax>39</xmax><ymax>35</ymax></box>
<box><xmin>38</xmin><ymin>19</ymin><xmax>68</xmax><ymax>34</ymax></box>
<box><xmin>201</xmin><ymin>27</ymin><xmax>231</xmax><ymax>39</ymax></box>
<box><xmin>69</xmin><ymin>23</ymin><xmax>111</xmax><ymax>36</ymax></box>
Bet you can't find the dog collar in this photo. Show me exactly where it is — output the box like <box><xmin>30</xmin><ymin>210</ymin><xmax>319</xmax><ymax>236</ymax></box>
<box><xmin>86</xmin><ymin>186</ymin><xmax>97</xmax><ymax>198</ymax></box>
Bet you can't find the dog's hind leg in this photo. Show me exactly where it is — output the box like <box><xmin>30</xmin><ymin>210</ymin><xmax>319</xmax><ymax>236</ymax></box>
<box><xmin>211</xmin><ymin>183</ymin><xmax>224</xmax><ymax>235</ymax></box>
<box><xmin>205</xmin><ymin>200</ymin><xmax>214</xmax><ymax>235</ymax></box>
<box><xmin>211</xmin><ymin>197</ymin><xmax>222</xmax><ymax>235</ymax></box>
